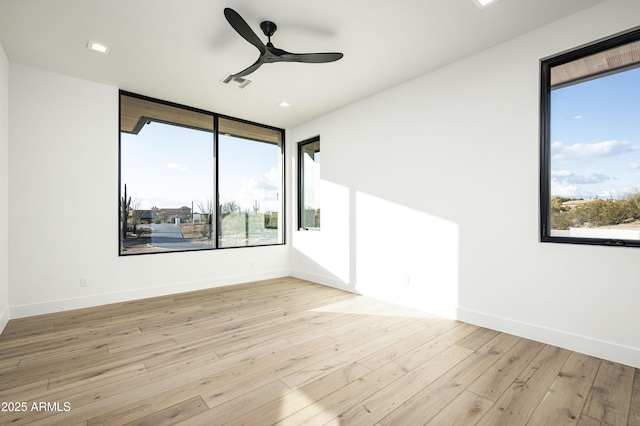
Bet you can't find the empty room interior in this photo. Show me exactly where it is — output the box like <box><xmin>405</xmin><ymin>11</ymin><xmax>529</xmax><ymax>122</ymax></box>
<box><xmin>1</xmin><ymin>0</ymin><xmax>640</xmax><ymax>424</ymax></box>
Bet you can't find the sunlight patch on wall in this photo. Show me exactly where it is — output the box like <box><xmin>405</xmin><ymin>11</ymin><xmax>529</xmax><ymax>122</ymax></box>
<box><xmin>292</xmin><ymin>181</ymin><xmax>351</xmax><ymax>284</ymax></box>
<box><xmin>354</xmin><ymin>192</ymin><xmax>459</xmax><ymax>318</ymax></box>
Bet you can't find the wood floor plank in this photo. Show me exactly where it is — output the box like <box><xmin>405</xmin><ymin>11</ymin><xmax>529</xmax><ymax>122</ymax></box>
<box><xmin>199</xmin><ymin>334</ymin><xmax>366</xmax><ymax>409</ymax></box>
<box><xmin>274</xmin><ymin>355</ymin><xmax>418</xmax><ymax>426</ymax></box>
<box><xmin>16</xmin><ymin>338</ymin><xmax>109</xmax><ymax>368</ymax></box>
<box><xmin>576</xmin><ymin>414</ymin><xmax>602</xmax><ymax>426</ymax></box>
<box><xmin>378</xmin><ymin>333</ymin><xmax>520</xmax><ymax>425</ymax></box>
<box><xmin>425</xmin><ymin>390</ymin><xmax>493</xmax><ymax>425</ymax></box>
<box><xmin>119</xmin><ymin>395</ymin><xmax>209</xmax><ymax>426</ymax></box>
<box><xmin>223</xmin><ymin>362</ymin><xmax>372</xmax><ymax>426</ymax></box>
<box><xmin>149</xmin><ymin>336</ymin><xmax>331</xmax><ymax>410</ymax></box>
<box><xmin>457</xmin><ymin>327</ymin><xmax>501</xmax><ymax>351</ymax></box>
<box><xmin>279</xmin><ymin>317</ymin><xmax>422</xmax><ymax>390</ymax></box>
<box><xmin>0</xmin><ymin>335</ymin><xmax>176</xmax><ymax>392</ymax></box>
<box><xmin>141</xmin><ymin>338</ymin><xmax>226</xmax><ymax>371</ymax></box>
<box><xmin>475</xmin><ymin>344</ymin><xmax>572</xmax><ymax>426</ymax></box>
<box><xmin>0</xmin><ymin>356</ymin><xmax>20</xmax><ymax>371</ymax></box>
<box><xmin>15</xmin><ymin>340</ymin><xmax>312</xmax><ymax>424</ymax></box>
<box><xmin>175</xmin><ymin>380</ymin><xmax>292</xmax><ymax>425</ymax></box>
<box><xmin>0</xmin><ymin>378</ymin><xmax>48</xmax><ymax>399</ymax></box>
<box><xmin>403</xmin><ymin>322</ymin><xmax>478</xmax><ymax>364</ymax></box>
<box><xmin>0</xmin><ymin>347</ymin><xmax>107</xmax><ymax>391</ymax></box>
<box><xmin>40</xmin><ymin>339</ymin><xmax>294</xmax><ymax>424</ymax></box>
<box><xmin>582</xmin><ymin>360</ymin><xmax>635</xmax><ymax>425</ymax></box>
<box><xmin>0</xmin><ymin>331</ymin><xmax>80</xmax><ymax>359</ymax></box>
<box><xmin>331</xmin><ymin>344</ymin><xmax>474</xmax><ymax>425</ymax></box>
<box><xmin>527</xmin><ymin>351</ymin><xmax>601</xmax><ymax>426</ymax></box>
<box><xmin>0</xmin><ymin>277</ymin><xmax>637</xmax><ymax>426</ymax></box>
<box><xmin>285</xmin><ymin>311</ymin><xmax>393</xmax><ymax>347</ymax></box>
<box><xmin>48</xmin><ymin>361</ymin><xmax>149</xmax><ymax>390</ymax></box>
<box><xmin>76</xmin><ymin>325</ymin><xmax>142</xmax><ymax>342</ymax></box>
<box><xmin>355</xmin><ymin>318</ymin><xmax>456</xmax><ymax>371</ymax></box>
<box><xmin>467</xmin><ymin>337</ymin><xmax>544</xmax><ymax>401</ymax></box>
<box><xmin>630</xmin><ymin>369</ymin><xmax>640</xmax><ymax>426</ymax></box>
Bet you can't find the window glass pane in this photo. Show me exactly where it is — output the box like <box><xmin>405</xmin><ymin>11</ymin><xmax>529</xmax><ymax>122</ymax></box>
<box><xmin>119</xmin><ymin>93</ymin><xmax>284</xmax><ymax>254</ymax></box>
<box><xmin>299</xmin><ymin>138</ymin><xmax>321</xmax><ymax>230</ymax></box>
<box><xmin>217</xmin><ymin>118</ymin><xmax>283</xmax><ymax>248</ymax></box>
<box><xmin>120</xmin><ymin>95</ymin><xmax>215</xmax><ymax>254</ymax></box>
<box><xmin>542</xmin><ymin>31</ymin><xmax>640</xmax><ymax>245</ymax></box>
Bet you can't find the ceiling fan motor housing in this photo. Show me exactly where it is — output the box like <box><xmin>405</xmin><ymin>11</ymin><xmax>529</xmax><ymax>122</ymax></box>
<box><xmin>260</xmin><ymin>21</ymin><xmax>277</xmax><ymax>38</ymax></box>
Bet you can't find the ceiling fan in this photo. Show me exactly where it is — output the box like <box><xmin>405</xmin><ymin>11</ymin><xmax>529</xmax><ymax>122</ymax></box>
<box><xmin>223</xmin><ymin>8</ymin><xmax>343</xmax><ymax>83</ymax></box>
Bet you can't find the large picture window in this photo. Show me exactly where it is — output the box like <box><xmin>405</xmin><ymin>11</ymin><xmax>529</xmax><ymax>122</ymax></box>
<box><xmin>540</xmin><ymin>28</ymin><xmax>640</xmax><ymax>247</ymax></box>
<box><xmin>298</xmin><ymin>136</ymin><xmax>321</xmax><ymax>230</ymax></box>
<box><xmin>119</xmin><ymin>92</ymin><xmax>284</xmax><ymax>255</ymax></box>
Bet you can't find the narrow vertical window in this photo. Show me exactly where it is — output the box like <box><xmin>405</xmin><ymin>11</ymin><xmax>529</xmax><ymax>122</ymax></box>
<box><xmin>298</xmin><ymin>136</ymin><xmax>321</xmax><ymax>230</ymax></box>
<box><xmin>540</xmin><ymin>28</ymin><xmax>640</xmax><ymax>247</ymax></box>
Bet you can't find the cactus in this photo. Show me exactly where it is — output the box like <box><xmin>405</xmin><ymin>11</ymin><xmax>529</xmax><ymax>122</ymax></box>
<box><xmin>120</xmin><ymin>184</ymin><xmax>131</xmax><ymax>240</ymax></box>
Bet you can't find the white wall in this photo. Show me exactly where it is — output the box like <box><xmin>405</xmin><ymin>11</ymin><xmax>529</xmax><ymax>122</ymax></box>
<box><xmin>0</xmin><ymin>42</ymin><xmax>9</xmax><ymax>333</ymax></box>
<box><xmin>7</xmin><ymin>64</ymin><xmax>289</xmax><ymax>318</ymax></box>
<box><xmin>290</xmin><ymin>0</ymin><xmax>640</xmax><ymax>368</ymax></box>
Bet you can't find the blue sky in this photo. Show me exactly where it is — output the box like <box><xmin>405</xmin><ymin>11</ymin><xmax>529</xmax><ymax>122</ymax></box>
<box><xmin>121</xmin><ymin>122</ymin><xmax>281</xmax><ymax>213</ymax></box>
<box><xmin>550</xmin><ymin>66</ymin><xmax>640</xmax><ymax>199</ymax></box>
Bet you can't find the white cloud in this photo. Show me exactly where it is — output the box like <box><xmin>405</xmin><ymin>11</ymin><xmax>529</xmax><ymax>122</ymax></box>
<box><xmin>228</xmin><ymin>178</ymin><xmax>279</xmax><ymax>212</ymax></box>
<box><xmin>551</xmin><ymin>182</ymin><xmax>579</xmax><ymax>197</ymax></box>
<box><xmin>551</xmin><ymin>170</ymin><xmax>612</xmax><ymax>185</ymax></box>
<box><xmin>550</xmin><ymin>170</ymin><xmax>617</xmax><ymax>198</ymax></box>
<box><xmin>235</xmin><ymin>170</ymin><xmax>282</xmax><ymax>211</ymax></box>
<box><xmin>630</xmin><ymin>163</ymin><xmax>640</xmax><ymax>169</ymax></box>
<box><xmin>551</xmin><ymin>140</ymin><xmax>637</xmax><ymax>161</ymax></box>
<box><xmin>573</xmin><ymin>115</ymin><xmax>583</xmax><ymax>119</ymax></box>
<box><xmin>551</xmin><ymin>170</ymin><xmax>577</xmax><ymax>196</ymax></box>
<box><xmin>597</xmin><ymin>189</ymin><xmax>619</xmax><ymax>198</ymax></box>
<box><xmin>264</xmin><ymin>166</ymin><xmax>279</xmax><ymax>183</ymax></box>
<box><xmin>167</xmin><ymin>162</ymin><xmax>190</xmax><ymax>172</ymax></box>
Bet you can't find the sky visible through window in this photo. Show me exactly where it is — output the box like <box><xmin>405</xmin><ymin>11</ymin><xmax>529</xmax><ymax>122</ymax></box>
<box><xmin>550</xmin><ymin>66</ymin><xmax>640</xmax><ymax>200</ymax></box>
<box><xmin>121</xmin><ymin>121</ymin><xmax>280</xmax><ymax>213</ymax></box>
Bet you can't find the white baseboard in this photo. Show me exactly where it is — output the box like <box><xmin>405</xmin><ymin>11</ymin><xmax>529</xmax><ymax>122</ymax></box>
<box><xmin>289</xmin><ymin>269</ymin><xmax>356</xmax><ymax>294</ymax></box>
<box><xmin>0</xmin><ymin>306</ymin><xmax>8</xmax><ymax>335</ymax></box>
<box><xmin>9</xmin><ymin>269</ymin><xmax>290</xmax><ymax>319</ymax></box>
<box><xmin>458</xmin><ymin>307</ymin><xmax>640</xmax><ymax>369</ymax></box>
<box><xmin>290</xmin><ymin>274</ymin><xmax>640</xmax><ymax>369</ymax></box>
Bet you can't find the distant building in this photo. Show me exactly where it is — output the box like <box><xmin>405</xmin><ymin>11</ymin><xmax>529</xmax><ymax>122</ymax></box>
<box><xmin>133</xmin><ymin>206</ymin><xmax>192</xmax><ymax>223</ymax></box>
<box><xmin>561</xmin><ymin>199</ymin><xmax>597</xmax><ymax>209</ymax></box>
<box><xmin>135</xmin><ymin>210</ymin><xmax>156</xmax><ymax>223</ymax></box>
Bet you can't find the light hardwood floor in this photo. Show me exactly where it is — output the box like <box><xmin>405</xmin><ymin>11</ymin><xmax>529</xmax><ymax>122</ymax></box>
<box><xmin>0</xmin><ymin>277</ymin><xmax>638</xmax><ymax>425</ymax></box>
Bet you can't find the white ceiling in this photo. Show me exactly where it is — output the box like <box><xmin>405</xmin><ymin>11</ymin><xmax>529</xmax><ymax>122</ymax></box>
<box><xmin>0</xmin><ymin>0</ymin><xmax>604</xmax><ymax>129</ymax></box>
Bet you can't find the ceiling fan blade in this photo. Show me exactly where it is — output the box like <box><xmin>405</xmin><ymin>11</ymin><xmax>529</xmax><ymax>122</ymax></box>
<box><xmin>224</xmin><ymin>8</ymin><xmax>266</xmax><ymax>54</ymax></box>
<box><xmin>227</xmin><ymin>59</ymin><xmax>264</xmax><ymax>81</ymax></box>
<box><xmin>280</xmin><ymin>52</ymin><xmax>344</xmax><ymax>63</ymax></box>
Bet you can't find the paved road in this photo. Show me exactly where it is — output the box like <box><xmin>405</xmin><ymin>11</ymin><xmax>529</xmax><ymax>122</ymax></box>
<box><xmin>149</xmin><ymin>223</ymin><xmax>208</xmax><ymax>251</ymax></box>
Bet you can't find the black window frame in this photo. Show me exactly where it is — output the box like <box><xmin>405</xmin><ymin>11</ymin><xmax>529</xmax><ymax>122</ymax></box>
<box><xmin>297</xmin><ymin>136</ymin><xmax>321</xmax><ymax>231</ymax></box>
<box><xmin>540</xmin><ymin>27</ymin><xmax>640</xmax><ymax>248</ymax></box>
<box><xmin>118</xmin><ymin>90</ymin><xmax>286</xmax><ymax>256</ymax></box>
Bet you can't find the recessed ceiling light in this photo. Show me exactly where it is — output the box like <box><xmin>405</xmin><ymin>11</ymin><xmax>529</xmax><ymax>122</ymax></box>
<box><xmin>472</xmin><ymin>0</ymin><xmax>499</xmax><ymax>9</ymax></box>
<box><xmin>278</xmin><ymin>101</ymin><xmax>290</xmax><ymax>108</ymax></box>
<box><xmin>86</xmin><ymin>40</ymin><xmax>111</xmax><ymax>55</ymax></box>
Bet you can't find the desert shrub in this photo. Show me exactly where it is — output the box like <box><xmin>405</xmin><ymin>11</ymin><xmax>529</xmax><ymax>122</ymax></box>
<box><xmin>551</xmin><ymin>191</ymin><xmax>640</xmax><ymax>229</ymax></box>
